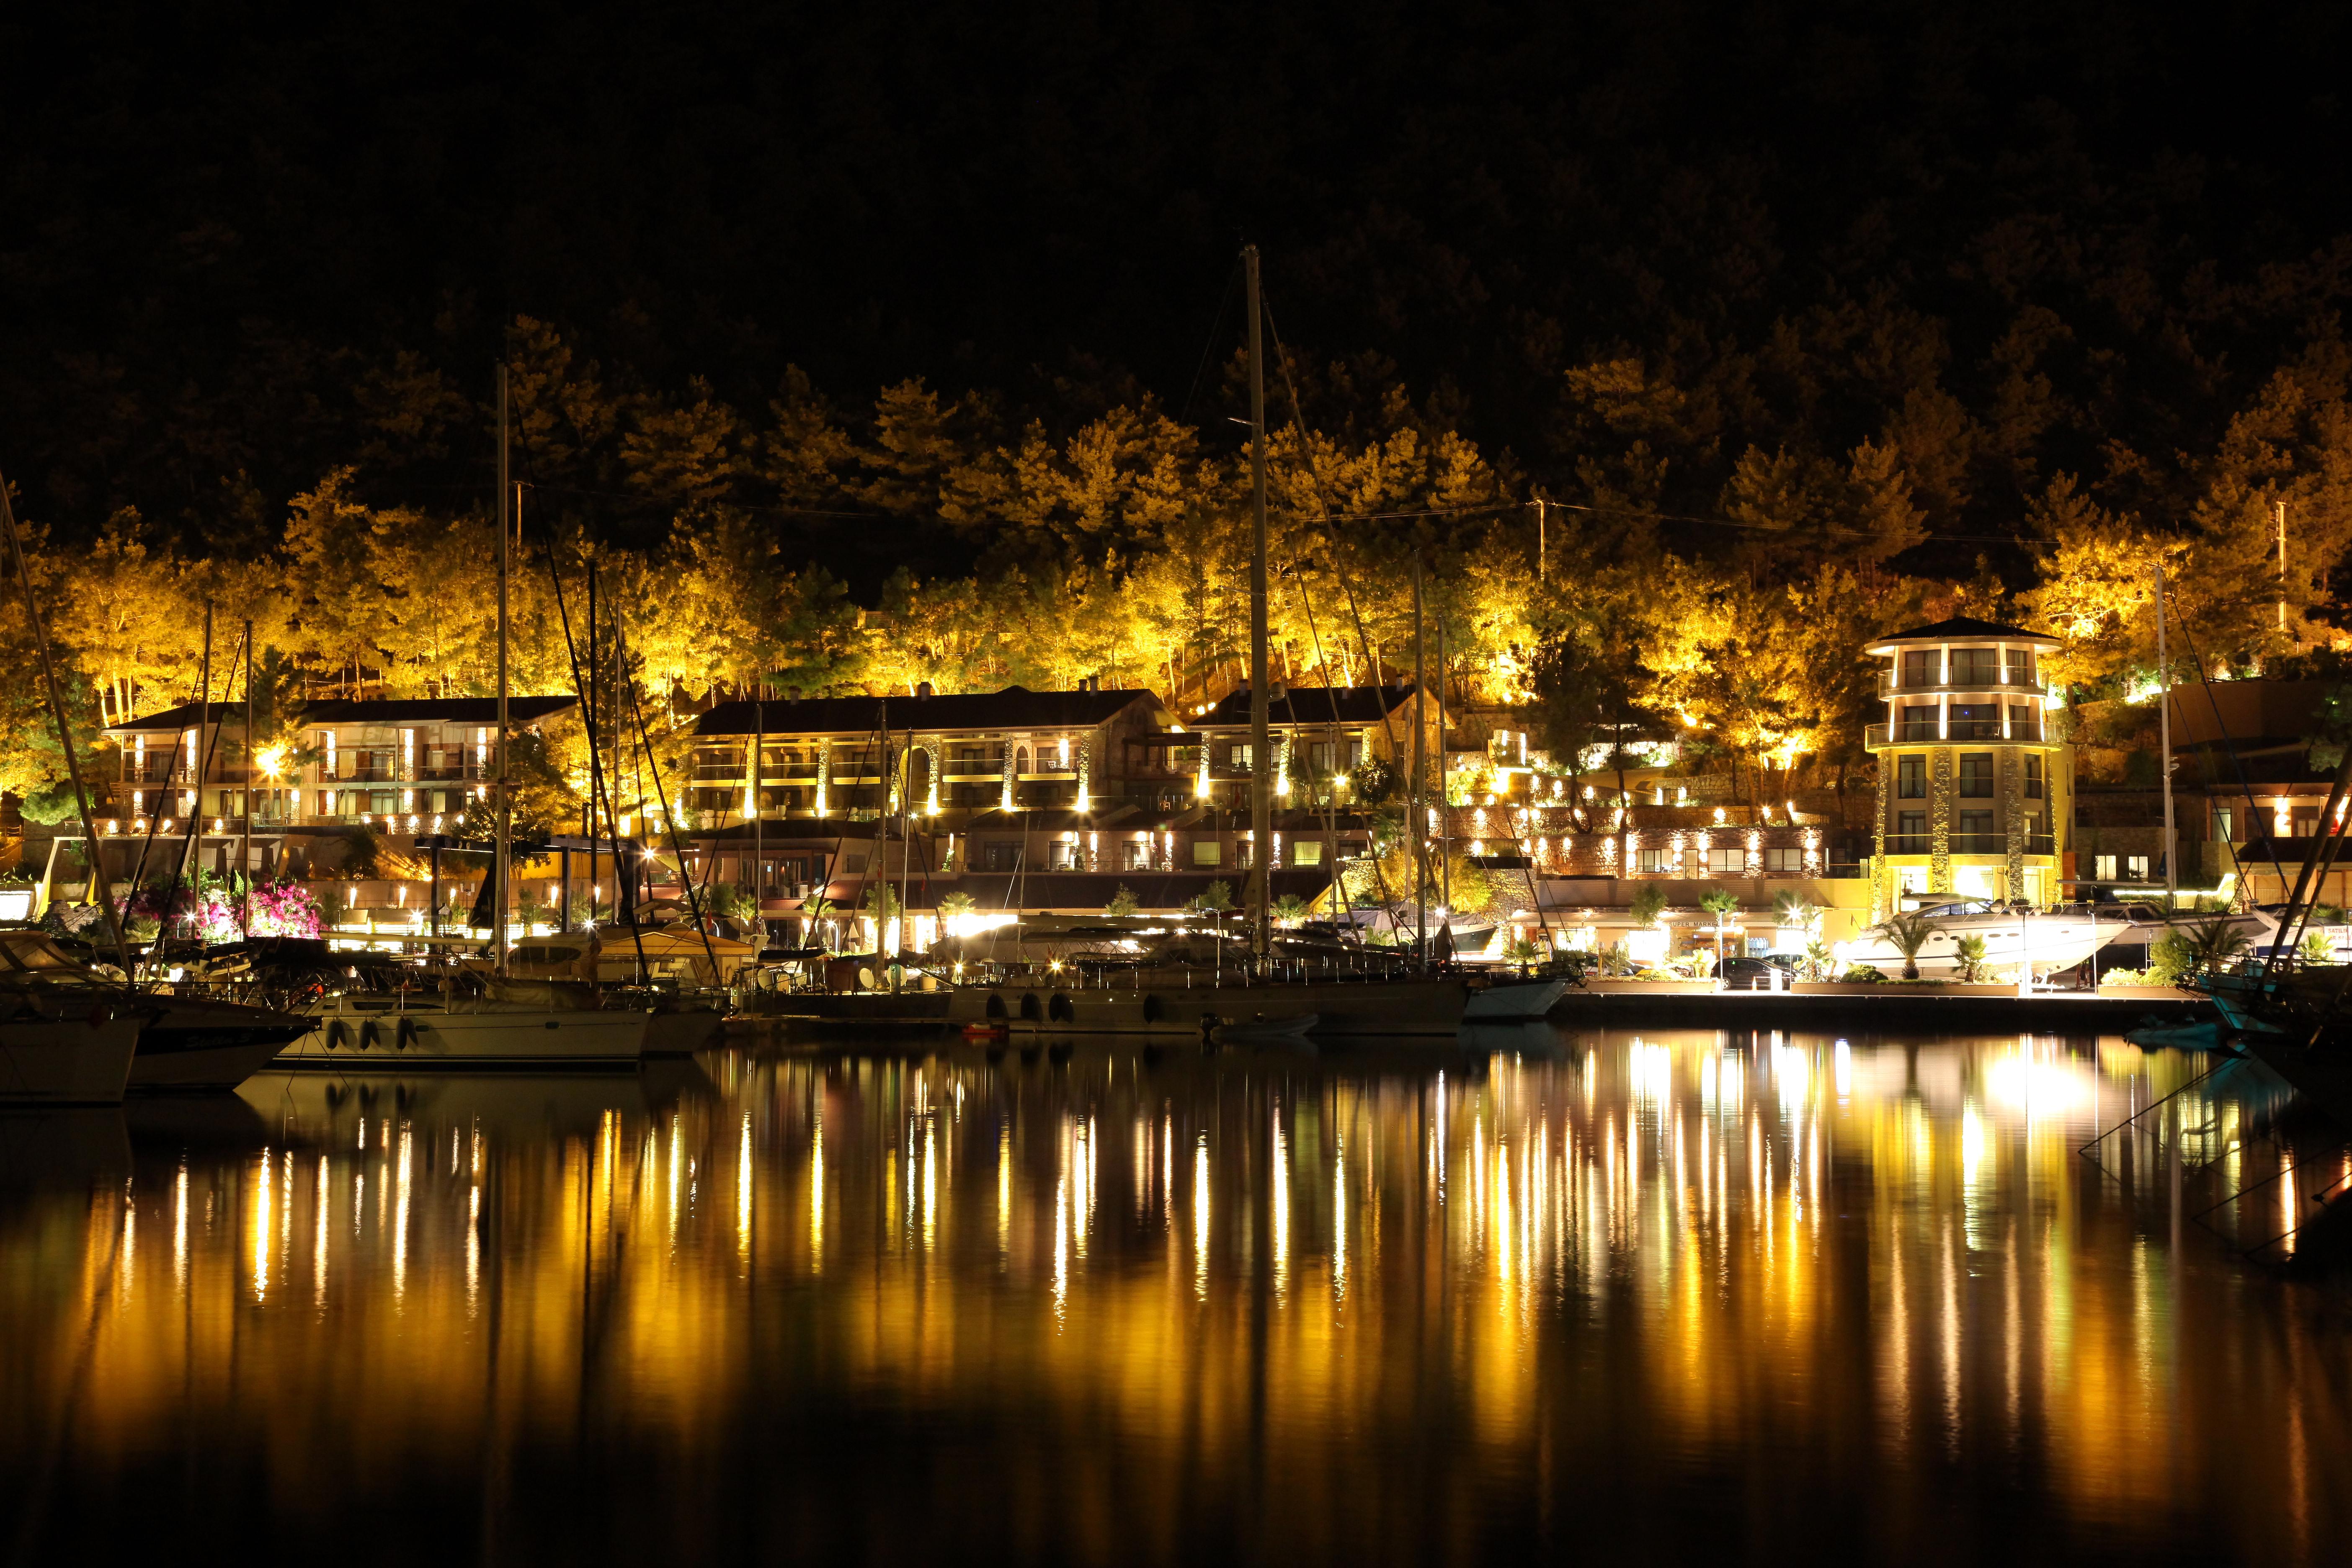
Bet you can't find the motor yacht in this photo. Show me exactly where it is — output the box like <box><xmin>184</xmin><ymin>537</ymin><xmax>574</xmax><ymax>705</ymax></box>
<box><xmin>1837</xmin><ymin>899</ymin><xmax>2135</xmax><ymax>978</ymax></box>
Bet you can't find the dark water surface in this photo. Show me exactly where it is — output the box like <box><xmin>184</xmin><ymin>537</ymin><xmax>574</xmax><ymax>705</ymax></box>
<box><xmin>2</xmin><ymin>1029</ymin><xmax>2347</xmax><ymax>1566</ymax></box>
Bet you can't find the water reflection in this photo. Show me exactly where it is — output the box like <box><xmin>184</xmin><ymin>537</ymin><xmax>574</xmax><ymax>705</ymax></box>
<box><xmin>0</xmin><ymin>1032</ymin><xmax>2344</xmax><ymax>1565</ymax></box>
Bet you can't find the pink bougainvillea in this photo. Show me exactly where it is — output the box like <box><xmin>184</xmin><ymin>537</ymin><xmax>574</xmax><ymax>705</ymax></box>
<box><xmin>125</xmin><ymin>877</ymin><xmax>325</xmax><ymax>943</ymax></box>
<box><xmin>245</xmin><ymin>879</ymin><xmax>325</xmax><ymax>939</ymax></box>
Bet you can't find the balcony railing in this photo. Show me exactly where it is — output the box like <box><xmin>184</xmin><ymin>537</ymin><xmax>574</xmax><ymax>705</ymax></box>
<box><xmin>1877</xmin><ymin>672</ymin><xmax>2053</xmax><ymax>697</ymax></box>
<box><xmin>1865</xmin><ymin>721</ymin><xmax>2048</xmax><ymax>748</ymax></box>
<box><xmin>1880</xmin><ymin>833</ymin><xmax>2056</xmax><ymax>857</ymax></box>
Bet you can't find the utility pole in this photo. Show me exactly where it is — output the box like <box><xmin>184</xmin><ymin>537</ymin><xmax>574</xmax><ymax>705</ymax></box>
<box><xmin>2154</xmin><ymin>561</ymin><xmax>2176</xmax><ymax>907</ymax></box>
<box><xmin>1244</xmin><ymin>244</ymin><xmax>1273</xmax><ymax>964</ymax></box>
<box><xmin>2277</xmin><ymin>498</ymin><xmax>2289</xmax><ymax>638</ymax></box>
<box><xmin>0</xmin><ymin>474</ymin><xmax>134</xmax><ymax>972</ymax></box>
<box><xmin>496</xmin><ymin>363</ymin><xmax>511</xmax><ymax>975</ymax></box>
<box><xmin>1534</xmin><ymin>498</ymin><xmax>1546</xmax><ymax>584</ymax></box>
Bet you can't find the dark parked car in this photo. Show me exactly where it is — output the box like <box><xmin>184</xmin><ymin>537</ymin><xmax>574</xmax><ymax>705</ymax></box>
<box><xmin>1715</xmin><ymin>956</ymin><xmax>1781</xmax><ymax>990</ymax></box>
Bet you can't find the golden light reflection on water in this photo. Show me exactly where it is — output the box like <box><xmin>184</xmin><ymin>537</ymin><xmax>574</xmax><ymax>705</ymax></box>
<box><xmin>0</xmin><ymin>1034</ymin><xmax>2345</xmax><ymax>1563</ymax></box>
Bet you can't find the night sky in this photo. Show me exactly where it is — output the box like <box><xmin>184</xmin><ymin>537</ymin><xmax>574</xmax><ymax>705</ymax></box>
<box><xmin>7</xmin><ymin>1</ymin><xmax>2350</xmax><ymax>580</ymax></box>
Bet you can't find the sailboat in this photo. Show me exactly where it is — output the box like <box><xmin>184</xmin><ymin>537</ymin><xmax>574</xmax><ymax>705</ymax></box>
<box><xmin>944</xmin><ymin>246</ymin><xmax>1489</xmax><ymax>1039</ymax></box>
<box><xmin>271</xmin><ymin>366</ymin><xmax>652</xmax><ymax>1070</ymax></box>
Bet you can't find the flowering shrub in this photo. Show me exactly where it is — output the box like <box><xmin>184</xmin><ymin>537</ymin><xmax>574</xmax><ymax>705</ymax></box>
<box><xmin>117</xmin><ymin>876</ymin><xmax>325</xmax><ymax>943</ymax></box>
<box><xmin>246</xmin><ymin>878</ymin><xmax>325</xmax><ymax>939</ymax></box>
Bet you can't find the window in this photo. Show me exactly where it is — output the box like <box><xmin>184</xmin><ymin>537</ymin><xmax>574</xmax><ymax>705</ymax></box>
<box><xmin>1707</xmin><ymin>846</ymin><xmax>1742</xmax><ymax>873</ymax></box>
<box><xmin>1228</xmin><ymin>743</ymin><xmax>1254</xmax><ymax>772</ymax></box>
<box><xmin>2007</xmin><ymin>704</ymin><xmax>2038</xmax><ymax>740</ymax></box>
<box><xmin>2094</xmin><ymin>854</ymin><xmax>2118</xmax><ymax>880</ymax></box>
<box><xmin>2294</xmin><ymin>807</ymin><xmax>2319</xmax><ymax>838</ymax></box>
<box><xmin>1234</xmin><ymin>841</ymin><xmax>1254</xmax><ymax>869</ymax></box>
<box><xmin>2025</xmin><ymin>756</ymin><xmax>2044</xmax><ymax>799</ymax></box>
<box><xmin>2213</xmin><ymin>807</ymin><xmax>2234</xmax><ymax>843</ymax></box>
<box><xmin>1958</xmin><ymin>754</ymin><xmax>1994</xmax><ymax>797</ymax></box>
<box><xmin>1637</xmin><ymin>848</ymin><xmax>1669</xmax><ymax>873</ymax></box>
<box><xmin>1949</xmin><ymin>704</ymin><xmax>2001</xmax><ymax>740</ymax></box>
<box><xmin>1897</xmin><ymin>810</ymin><xmax>1926</xmax><ymax>841</ymax></box>
<box><xmin>2004</xmin><ymin>647</ymin><xmax>2037</xmax><ymax>686</ymax></box>
<box><xmin>1958</xmin><ymin>809</ymin><xmax>1994</xmax><ymax>841</ymax></box>
<box><xmin>1193</xmin><ymin>839</ymin><xmax>1222</xmax><ymax>867</ymax></box>
<box><xmin>2125</xmin><ymin>855</ymin><xmax>2150</xmax><ymax>880</ymax></box>
<box><xmin>1898</xmin><ymin>867</ymin><xmax>1928</xmax><ymax>893</ymax></box>
<box><xmin>1046</xmin><ymin>840</ymin><xmax>1081</xmax><ymax>870</ymax></box>
<box><xmin>1900</xmin><ymin>650</ymin><xmax>1938</xmax><ymax>688</ymax></box>
<box><xmin>1899</xmin><ymin>704</ymin><xmax>1939</xmax><ymax>740</ymax></box>
<box><xmin>1293</xmin><ymin>839</ymin><xmax>1323</xmax><ymax>867</ymax></box>
<box><xmin>1949</xmin><ymin>647</ymin><xmax>2001</xmax><ymax>686</ymax></box>
<box><xmin>1898</xmin><ymin>756</ymin><xmax>1926</xmax><ymax>799</ymax></box>
<box><xmin>983</xmin><ymin>841</ymin><xmax>1020</xmax><ymax>872</ymax></box>
<box><xmin>1123</xmin><ymin>840</ymin><xmax>1153</xmax><ymax>870</ymax></box>
<box><xmin>1765</xmin><ymin>846</ymin><xmax>1803</xmax><ymax>873</ymax></box>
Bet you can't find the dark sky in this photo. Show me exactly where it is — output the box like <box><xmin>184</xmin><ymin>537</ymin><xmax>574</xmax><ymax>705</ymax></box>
<box><xmin>5</xmin><ymin>0</ymin><xmax>2348</xmax><ymax>554</ymax></box>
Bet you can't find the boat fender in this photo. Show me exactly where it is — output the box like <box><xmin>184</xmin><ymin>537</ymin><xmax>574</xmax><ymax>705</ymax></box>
<box><xmin>396</xmin><ymin>1016</ymin><xmax>420</xmax><ymax>1051</ymax></box>
<box><xmin>358</xmin><ymin>1020</ymin><xmax>383</xmax><ymax>1052</ymax></box>
<box><xmin>325</xmin><ymin>1019</ymin><xmax>349</xmax><ymax>1051</ymax></box>
<box><xmin>1049</xmin><ymin>992</ymin><xmax>1075</xmax><ymax>1023</ymax></box>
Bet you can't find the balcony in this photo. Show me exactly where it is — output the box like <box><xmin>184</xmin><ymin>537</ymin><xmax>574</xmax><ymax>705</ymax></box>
<box><xmin>1865</xmin><ymin>721</ymin><xmax>2048</xmax><ymax>749</ymax></box>
<box><xmin>1880</xmin><ymin>833</ymin><xmax>2056</xmax><ymax>857</ymax></box>
<box><xmin>1877</xmin><ymin>672</ymin><xmax>2054</xmax><ymax>697</ymax></box>
<box><xmin>416</xmin><ymin>762</ymin><xmax>487</xmax><ymax>781</ymax></box>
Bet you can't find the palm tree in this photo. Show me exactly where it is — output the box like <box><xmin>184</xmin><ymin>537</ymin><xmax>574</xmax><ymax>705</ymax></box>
<box><xmin>1772</xmin><ymin>889</ymin><xmax>1822</xmax><ymax>934</ymax></box>
<box><xmin>2183</xmin><ymin>916</ymin><xmax>2251</xmax><ymax>975</ymax></box>
<box><xmin>1700</xmin><ymin>887</ymin><xmax>1741</xmax><ymax>968</ymax></box>
<box><xmin>1954</xmin><ymin>933</ymin><xmax>1988</xmax><ymax>982</ymax></box>
<box><xmin>801</xmin><ymin>896</ymin><xmax>836</xmax><ymax>952</ymax></box>
<box><xmin>1879</xmin><ymin>912</ymin><xmax>1939</xmax><ymax>980</ymax></box>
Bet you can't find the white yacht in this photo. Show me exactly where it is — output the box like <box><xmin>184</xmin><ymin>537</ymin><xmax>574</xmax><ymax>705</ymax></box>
<box><xmin>276</xmin><ymin>979</ymin><xmax>650</xmax><ymax>1069</ymax></box>
<box><xmin>1836</xmin><ymin>900</ymin><xmax>2133</xmax><ymax>978</ymax></box>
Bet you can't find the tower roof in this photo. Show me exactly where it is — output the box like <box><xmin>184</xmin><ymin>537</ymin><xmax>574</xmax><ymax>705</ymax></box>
<box><xmin>1865</xmin><ymin>616</ymin><xmax>2058</xmax><ymax>654</ymax></box>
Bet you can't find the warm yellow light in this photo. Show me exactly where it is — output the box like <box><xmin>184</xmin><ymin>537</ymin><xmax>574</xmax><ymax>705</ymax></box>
<box><xmin>254</xmin><ymin>743</ymin><xmax>288</xmax><ymax>780</ymax></box>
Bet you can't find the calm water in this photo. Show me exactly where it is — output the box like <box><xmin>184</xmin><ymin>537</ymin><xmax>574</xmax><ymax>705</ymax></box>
<box><xmin>2</xmin><ymin>1030</ymin><xmax>2347</xmax><ymax>1566</ymax></box>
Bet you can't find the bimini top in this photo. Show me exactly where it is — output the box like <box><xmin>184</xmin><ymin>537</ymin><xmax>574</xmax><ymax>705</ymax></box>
<box><xmin>1865</xmin><ymin>616</ymin><xmax>2059</xmax><ymax>656</ymax></box>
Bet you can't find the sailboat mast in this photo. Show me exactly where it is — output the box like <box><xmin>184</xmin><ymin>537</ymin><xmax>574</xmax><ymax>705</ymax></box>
<box><xmin>196</xmin><ymin>601</ymin><xmax>211</xmax><ymax>888</ymax></box>
<box><xmin>0</xmin><ymin>475</ymin><xmax>134</xmax><ymax>971</ymax></box>
<box><xmin>1244</xmin><ymin>244</ymin><xmax>1272</xmax><ymax>962</ymax></box>
<box><xmin>496</xmin><ymin>363</ymin><xmax>512</xmax><ymax>975</ymax></box>
<box><xmin>2155</xmin><ymin>560</ymin><xmax>2174</xmax><ymax>906</ymax></box>
<box><xmin>242</xmin><ymin>616</ymin><xmax>254</xmax><ymax>936</ymax></box>
<box><xmin>1413</xmin><ymin>560</ymin><xmax>1428</xmax><ymax>971</ymax></box>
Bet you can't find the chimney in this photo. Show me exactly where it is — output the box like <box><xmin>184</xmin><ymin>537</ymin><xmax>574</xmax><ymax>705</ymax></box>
<box><xmin>916</xmin><ymin>681</ymin><xmax>934</xmax><ymax>699</ymax></box>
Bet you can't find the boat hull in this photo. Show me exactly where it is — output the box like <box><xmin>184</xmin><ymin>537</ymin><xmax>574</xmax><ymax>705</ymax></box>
<box><xmin>131</xmin><ymin>998</ymin><xmax>308</xmax><ymax>1091</ymax></box>
<box><xmin>0</xmin><ymin>1014</ymin><xmax>142</xmax><ymax>1106</ymax></box>
<box><xmin>1464</xmin><ymin>979</ymin><xmax>1569</xmax><ymax>1020</ymax></box>
<box><xmin>945</xmin><ymin>976</ymin><xmax>1467</xmax><ymax>1037</ymax></box>
<box><xmin>644</xmin><ymin>1008</ymin><xmax>727</xmax><ymax>1056</ymax></box>
<box><xmin>276</xmin><ymin>1000</ymin><xmax>650</xmax><ymax>1069</ymax></box>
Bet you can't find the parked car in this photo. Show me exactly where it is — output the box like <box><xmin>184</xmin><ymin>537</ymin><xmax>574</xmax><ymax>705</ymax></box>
<box><xmin>1715</xmin><ymin>955</ymin><xmax>1780</xmax><ymax>990</ymax></box>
